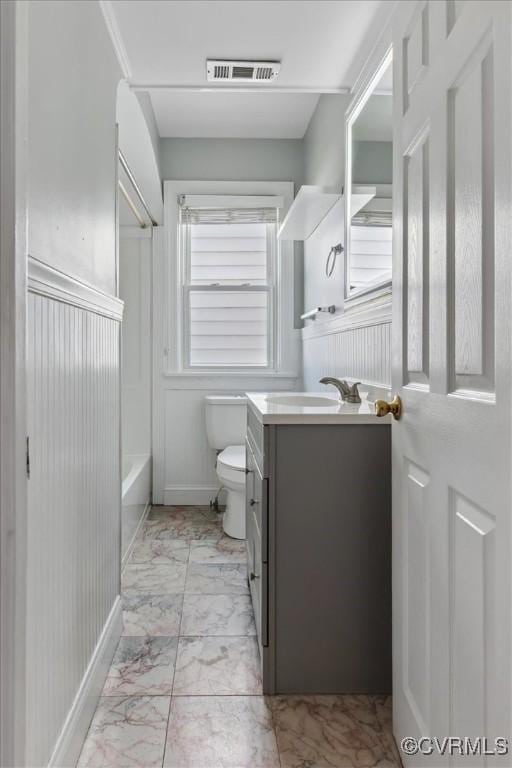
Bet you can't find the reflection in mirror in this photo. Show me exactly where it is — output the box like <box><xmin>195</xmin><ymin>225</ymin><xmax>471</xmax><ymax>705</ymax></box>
<box><xmin>346</xmin><ymin>51</ymin><xmax>392</xmax><ymax>299</ymax></box>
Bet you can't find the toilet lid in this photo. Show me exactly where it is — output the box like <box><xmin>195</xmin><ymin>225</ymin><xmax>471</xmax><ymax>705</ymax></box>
<box><xmin>218</xmin><ymin>445</ymin><xmax>246</xmax><ymax>471</ymax></box>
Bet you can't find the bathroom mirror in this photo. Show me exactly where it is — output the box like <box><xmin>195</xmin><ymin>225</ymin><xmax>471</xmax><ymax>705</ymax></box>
<box><xmin>345</xmin><ymin>49</ymin><xmax>393</xmax><ymax>302</ymax></box>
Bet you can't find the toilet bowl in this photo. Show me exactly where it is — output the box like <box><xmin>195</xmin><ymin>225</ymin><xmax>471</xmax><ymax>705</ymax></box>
<box><xmin>204</xmin><ymin>395</ymin><xmax>247</xmax><ymax>539</ymax></box>
<box><xmin>216</xmin><ymin>445</ymin><xmax>246</xmax><ymax>539</ymax></box>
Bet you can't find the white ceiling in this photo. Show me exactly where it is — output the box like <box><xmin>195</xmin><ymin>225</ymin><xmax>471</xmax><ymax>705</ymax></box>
<box><xmin>107</xmin><ymin>0</ymin><xmax>393</xmax><ymax>139</ymax></box>
<box><xmin>150</xmin><ymin>91</ymin><xmax>320</xmax><ymax>138</ymax></box>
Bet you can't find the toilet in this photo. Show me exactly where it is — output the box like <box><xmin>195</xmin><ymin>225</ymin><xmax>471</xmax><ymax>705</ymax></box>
<box><xmin>205</xmin><ymin>395</ymin><xmax>247</xmax><ymax>539</ymax></box>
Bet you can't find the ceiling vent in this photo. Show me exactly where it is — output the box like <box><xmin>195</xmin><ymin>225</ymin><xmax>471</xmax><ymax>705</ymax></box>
<box><xmin>206</xmin><ymin>59</ymin><xmax>281</xmax><ymax>83</ymax></box>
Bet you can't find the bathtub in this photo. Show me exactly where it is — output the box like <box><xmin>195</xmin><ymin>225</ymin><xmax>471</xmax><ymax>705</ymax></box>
<box><xmin>122</xmin><ymin>454</ymin><xmax>151</xmax><ymax>565</ymax></box>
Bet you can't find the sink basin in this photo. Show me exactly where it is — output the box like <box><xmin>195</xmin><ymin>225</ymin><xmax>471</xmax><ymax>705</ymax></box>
<box><xmin>265</xmin><ymin>394</ymin><xmax>339</xmax><ymax>408</ymax></box>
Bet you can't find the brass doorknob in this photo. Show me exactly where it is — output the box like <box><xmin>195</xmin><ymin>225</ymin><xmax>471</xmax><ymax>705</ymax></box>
<box><xmin>374</xmin><ymin>395</ymin><xmax>402</xmax><ymax>421</ymax></box>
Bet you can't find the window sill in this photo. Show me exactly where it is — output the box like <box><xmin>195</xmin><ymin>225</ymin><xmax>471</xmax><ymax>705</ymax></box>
<box><xmin>163</xmin><ymin>369</ymin><xmax>300</xmax><ymax>379</ymax></box>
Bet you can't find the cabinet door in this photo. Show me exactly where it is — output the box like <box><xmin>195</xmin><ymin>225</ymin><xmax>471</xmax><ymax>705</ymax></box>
<box><xmin>246</xmin><ymin>441</ymin><xmax>268</xmax><ymax>647</ymax></box>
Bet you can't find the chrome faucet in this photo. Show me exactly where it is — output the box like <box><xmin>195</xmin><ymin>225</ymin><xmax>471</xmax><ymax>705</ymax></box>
<box><xmin>319</xmin><ymin>377</ymin><xmax>362</xmax><ymax>404</ymax></box>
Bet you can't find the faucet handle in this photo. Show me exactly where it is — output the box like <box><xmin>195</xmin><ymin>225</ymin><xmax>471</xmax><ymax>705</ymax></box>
<box><xmin>346</xmin><ymin>382</ymin><xmax>362</xmax><ymax>404</ymax></box>
<box><xmin>319</xmin><ymin>376</ymin><xmax>360</xmax><ymax>403</ymax></box>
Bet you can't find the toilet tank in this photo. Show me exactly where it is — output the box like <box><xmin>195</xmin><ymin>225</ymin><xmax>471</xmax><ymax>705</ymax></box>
<box><xmin>205</xmin><ymin>395</ymin><xmax>247</xmax><ymax>450</ymax></box>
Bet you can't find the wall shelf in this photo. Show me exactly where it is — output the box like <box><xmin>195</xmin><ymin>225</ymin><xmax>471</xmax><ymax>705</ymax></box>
<box><xmin>278</xmin><ymin>186</ymin><xmax>340</xmax><ymax>241</ymax></box>
<box><xmin>278</xmin><ymin>184</ymin><xmax>376</xmax><ymax>241</ymax></box>
<box><xmin>351</xmin><ymin>185</ymin><xmax>377</xmax><ymax>217</ymax></box>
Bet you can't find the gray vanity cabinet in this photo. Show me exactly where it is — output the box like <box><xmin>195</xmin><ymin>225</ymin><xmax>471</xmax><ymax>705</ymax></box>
<box><xmin>245</xmin><ymin>404</ymin><xmax>392</xmax><ymax>695</ymax></box>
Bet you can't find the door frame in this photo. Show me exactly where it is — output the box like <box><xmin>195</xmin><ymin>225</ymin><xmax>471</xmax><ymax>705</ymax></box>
<box><xmin>0</xmin><ymin>2</ymin><xmax>28</xmax><ymax>765</ymax></box>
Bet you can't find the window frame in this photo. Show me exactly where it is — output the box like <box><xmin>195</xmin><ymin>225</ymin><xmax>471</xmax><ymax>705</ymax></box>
<box><xmin>181</xmin><ymin>217</ymin><xmax>277</xmax><ymax>370</ymax></box>
<box><xmin>161</xmin><ymin>180</ymin><xmax>298</xmax><ymax>381</ymax></box>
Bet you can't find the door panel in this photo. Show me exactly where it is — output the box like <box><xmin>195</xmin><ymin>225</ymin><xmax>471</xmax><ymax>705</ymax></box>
<box><xmin>450</xmin><ymin>37</ymin><xmax>495</xmax><ymax>393</ymax></box>
<box><xmin>403</xmin><ymin>461</ymin><xmax>430</xmax><ymax>735</ymax></box>
<box><xmin>392</xmin><ymin>1</ymin><xmax>511</xmax><ymax>763</ymax></box>
<box><xmin>404</xmin><ymin>130</ymin><xmax>430</xmax><ymax>384</ymax></box>
<box><xmin>451</xmin><ymin>491</ymin><xmax>495</xmax><ymax>737</ymax></box>
<box><xmin>403</xmin><ymin>2</ymin><xmax>429</xmax><ymax>113</ymax></box>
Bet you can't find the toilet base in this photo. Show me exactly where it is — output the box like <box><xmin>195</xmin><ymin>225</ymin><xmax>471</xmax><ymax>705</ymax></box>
<box><xmin>222</xmin><ymin>488</ymin><xmax>246</xmax><ymax>539</ymax></box>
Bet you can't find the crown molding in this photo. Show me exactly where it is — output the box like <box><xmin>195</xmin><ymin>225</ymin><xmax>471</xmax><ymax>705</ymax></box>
<box><xmin>128</xmin><ymin>83</ymin><xmax>350</xmax><ymax>94</ymax></box>
<box><xmin>99</xmin><ymin>0</ymin><xmax>132</xmax><ymax>79</ymax></box>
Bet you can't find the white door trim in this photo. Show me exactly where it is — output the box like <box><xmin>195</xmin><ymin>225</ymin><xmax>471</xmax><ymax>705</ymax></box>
<box><xmin>0</xmin><ymin>2</ymin><xmax>28</xmax><ymax>765</ymax></box>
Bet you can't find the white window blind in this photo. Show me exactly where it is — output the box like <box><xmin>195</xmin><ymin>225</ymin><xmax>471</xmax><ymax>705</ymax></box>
<box><xmin>349</xmin><ymin>224</ymin><xmax>392</xmax><ymax>291</ymax></box>
<box><xmin>189</xmin><ymin>289</ymin><xmax>268</xmax><ymax>366</ymax></box>
<box><xmin>180</xmin><ymin>202</ymin><xmax>277</xmax><ymax>368</ymax></box>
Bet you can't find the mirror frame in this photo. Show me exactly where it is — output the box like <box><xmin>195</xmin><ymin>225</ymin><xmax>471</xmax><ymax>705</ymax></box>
<box><xmin>344</xmin><ymin>46</ymin><xmax>393</xmax><ymax>307</ymax></box>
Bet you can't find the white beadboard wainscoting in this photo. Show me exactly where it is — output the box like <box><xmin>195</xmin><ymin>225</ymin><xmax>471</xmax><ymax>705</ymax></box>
<box><xmin>26</xmin><ymin>257</ymin><xmax>123</xmax><ymax>768</ymax></box>
<box><xmin>302</xmin><ymin>302</ymin><xmax>391</xmax><ymax>391</ymax></box>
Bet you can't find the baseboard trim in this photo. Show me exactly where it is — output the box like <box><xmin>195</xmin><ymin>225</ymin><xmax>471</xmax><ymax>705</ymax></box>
<box><xmin>121</xmin><ymin>500</ymin><xmax>151</xmax><ymax>572</ymax></box>
<box><xmin>163</xmin><ymin>485</ymin><xmax>219</xmax><ymax>506</ymax></box>
<box><xmin>28</xmin><ymin>255</ymin><xmax>124</xmax><ymax>322</ymax></box>
<box><xmin>48</xmin><ymin>597</ymin><xmax>123</xmax><ymax>768</ymax></box>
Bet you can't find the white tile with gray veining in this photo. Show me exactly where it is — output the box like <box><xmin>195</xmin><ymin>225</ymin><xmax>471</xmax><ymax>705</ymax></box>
<box><xmin>103</xmin><ymin>637</ymin><xmax>178</xmax><ymax>696</ymax></box>
<box><xmin>173</xmin><ymin>636</ymin><xmax>262</xmax><ymax>696</ymax></box>
<box><xmin>77</xmin><ymin>696</ymin><xmax>170</xmax><ymax>768</ymax></box>
<box><xmin>141</xmin><ymin>518</ymin><xmax>222</xmax><ymax>542</ymax></box>
<box><xmin>270</xmin><ymin>695</ymin><xmax>398</xmax><ymax>768</ymax></box>
<box><xmin>373</xmin><ymin>695</ymin><xmax>400</xmax><ymax>766</ymax></box>
<box><xmin>122</xmin><ymin>594</ymin><xmax>183</xmax><ymax>637</ymax></box>
<box><xmin>180</xmin><ymin>594</ymin><xmax>255</xmax><ymax>636</ymax></box>
<box><xmin>164</xmin><ymin>696</ymin><xmax>280</xmax><ymax>768</ymax></box>
<box><xmin>130</xmin><ymin>539</ymin><xmax>190</xmax><ymax>566</ymax></box>
<box><xmin>122</xmin><ymin>563</ymin><xmax>187</xmax><ymax>595</ymax></box>
<box><xmin>189</xmin><ymin>536</ymin><xmax>246</xmax><ymax>564</ymax></box>
<box><xmin>185</xmin><ymin>562</ymin><xmax>248</xmax><ymax>595</ymax></box>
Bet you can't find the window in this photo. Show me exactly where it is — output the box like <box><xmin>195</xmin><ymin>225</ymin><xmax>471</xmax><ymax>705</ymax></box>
<box><xmin>348</xmin><ymin>220</ymin><xmax>392</xmax><ymax>292</ymax></box>
<box><xmin>179</xmin><ymin>198</ymin><xmax>279</xmax><ymax>368</ymax></box>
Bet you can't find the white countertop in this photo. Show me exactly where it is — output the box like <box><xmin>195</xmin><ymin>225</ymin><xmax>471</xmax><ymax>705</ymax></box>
<box><xmin>246</xmin><ymin>392</ymin><xmax>391</xmax><ymax>425</ymax></box>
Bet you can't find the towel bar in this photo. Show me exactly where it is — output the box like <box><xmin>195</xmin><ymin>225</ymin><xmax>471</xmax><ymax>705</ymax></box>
<box><xmin>300</xmin><ymin>305</ymin><xmax>336</xmax><ymax>321</ymax></box>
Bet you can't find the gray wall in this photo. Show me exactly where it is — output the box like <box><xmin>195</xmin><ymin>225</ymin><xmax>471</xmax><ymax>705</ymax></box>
<box><xmin>353</xmin><ymin>141</ymin><xmax>392</xmax><ymax>184</ymax></box>
<box><xmin>303</xmin><ymin>95</ymin><xmax>348</xmax><ymax>190</ymax></box>
<box><xmin>302</xmin><ymin>95</ymin><xmax>349</xmax><ymax>318</ymax></box>
<box><xmin>160</xmin><ymin>137</ymin><xmax>304</xmax><ymax>188</ymax></box>
<box><xmin>27</xmin><ymin>0</ymin><xmax>121</xmax><ymax>294</ymax></box>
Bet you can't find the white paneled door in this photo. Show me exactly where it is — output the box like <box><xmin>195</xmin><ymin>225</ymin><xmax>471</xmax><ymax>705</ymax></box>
<box><xmin>392</xmin><ymin>1</ymin><xmax>511</xmax><ymax>764</ymax></box>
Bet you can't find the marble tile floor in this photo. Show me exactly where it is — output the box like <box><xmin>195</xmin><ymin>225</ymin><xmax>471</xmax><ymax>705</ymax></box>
<box><xmin>77</xmin><ymin>505</ymin><xmax>400</xmax><ymax>768</ymax></box>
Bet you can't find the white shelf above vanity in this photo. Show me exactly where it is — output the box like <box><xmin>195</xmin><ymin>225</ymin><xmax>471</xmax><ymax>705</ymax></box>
<box><xmin>277</xmin><ymin>184</ymin><xmax>376</xmax><ymax>241</ymax></box>
<box><xmin>277</xmin><ymin>185</ymin><xmax>339</xmax><ymax>241</ymax></box>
